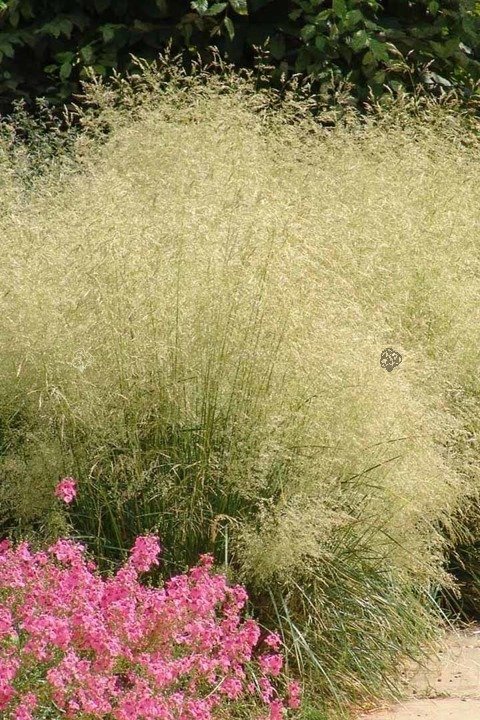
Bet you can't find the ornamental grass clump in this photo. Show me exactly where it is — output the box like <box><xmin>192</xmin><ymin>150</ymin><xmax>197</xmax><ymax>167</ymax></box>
<box><xmin>2</xmin><ymin>50</ymin><xmax>480</xmax><ymax>711</ymax></box>
<box><xmin>0</xmin><ymin>531</ymin><xmax>299</xmax><ymax>720</ymax></box>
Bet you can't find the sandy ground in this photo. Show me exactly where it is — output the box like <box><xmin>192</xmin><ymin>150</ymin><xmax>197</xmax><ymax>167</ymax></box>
<box><xmin>357</xmin><ymin>624</ymin><xmax>480</xmax><ymax>720</ymax></box>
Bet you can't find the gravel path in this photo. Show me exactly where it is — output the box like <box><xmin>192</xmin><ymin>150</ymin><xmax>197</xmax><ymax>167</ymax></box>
<box><xmin>357</xmin><ymin>624</ymin><xmax>480</xmax><ymax>720</ymax></box>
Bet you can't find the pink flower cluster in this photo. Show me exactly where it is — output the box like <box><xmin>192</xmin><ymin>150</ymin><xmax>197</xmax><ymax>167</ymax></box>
<box><xmin>0</xmin><ymin>533</ymin><xmax>301</xmax><ymax>720</ymax></box>
<box><xmin>54</xmin><ymin>477</ymin><xmax>77</xmax><ymax>505</ymax></box>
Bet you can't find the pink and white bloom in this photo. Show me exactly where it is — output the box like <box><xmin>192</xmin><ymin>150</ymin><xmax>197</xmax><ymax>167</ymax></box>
<box><xmin>128</xmin><ymin>535</ymin><xmax>162</xmax><ymax>573</ymax></box>
<box><xmin>0</xmin><ymin>518</ymin><xmax>298</xmax><ymax>719</ymax></box>
<box><xmin>54</xmin><ymin>477</ymin><xmax>77</xmax><ymax>504</ymax></box>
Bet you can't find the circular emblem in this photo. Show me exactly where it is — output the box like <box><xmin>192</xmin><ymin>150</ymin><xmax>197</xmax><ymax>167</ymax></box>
<box><xmin>380</xmin><ymin>347</ymin><xmax>402</xmax><ymax>372</ymax></box>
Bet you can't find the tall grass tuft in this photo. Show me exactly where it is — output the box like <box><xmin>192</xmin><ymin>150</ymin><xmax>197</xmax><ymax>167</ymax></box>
<box><xmin>1</xmin><ymin>51</ymin><xmax>480</xmax><ymax>712</ymax></box>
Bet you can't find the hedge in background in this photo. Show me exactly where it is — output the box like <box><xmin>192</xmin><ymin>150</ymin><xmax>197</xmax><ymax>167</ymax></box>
<box><xmin>0</xmin><ymin>0</ymin><xmax>479</xmax><ymax>111</ymax></box>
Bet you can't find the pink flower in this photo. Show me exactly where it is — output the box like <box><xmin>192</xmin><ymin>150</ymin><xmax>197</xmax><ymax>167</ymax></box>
<box><xmin>54</xmin><ymin>477</ymin><xmax>77</xmax><ymax>504</ymax></box>
<box><xmin>286</xmin><ymin>680</ymin><xmax>301</xmax><ymax>709</ymax></box>
<box><xmin>269</xmin><ymin>699</ymin><xmax>284</xmax><ymax>720</ymax></box>
<box><xmin>220</xmin><ymin>676</ymin><xmax>243</xmax><ymax>699</ymax></box>
<box><xmin>264</xmin><ymin>632</ymin><xmax>281</xmax><ymax>650</ymax></box>
<box><xmin>128</xmin><ymin>535</ymin><xmax>162</xmax><ymax>573</ymax></box>
<box><xmin>0</xmin><ymin>609</ymin><xmax>14</xmax><ymax>638</ymax></box>
<box><xmin>259</xmin><ymin>653</ymin><xmax>283</xmax><ymax>677</ymax></box>
<box><xmin>0</xmin><ymin>540</ymin><xmax>11</xmax><ymax>554</ymax></box>
<box><xmin>48</xmin><ymin>538</ymin><xmax>86</xmax><ymax>565</ymax></box>
<box><xmin>13</xmin><ymin>692</ymin><xmax>37</xmax><ymax>720</ymax></box>
<box><xmin>0</xmin><ymin>529</ymin><xmax>293</xmax><ymax>720</ymax></box>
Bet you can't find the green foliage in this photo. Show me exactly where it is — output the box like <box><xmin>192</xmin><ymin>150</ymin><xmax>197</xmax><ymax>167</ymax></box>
<box><xmin>0</xmin><ymin>0</ymin><xmax>479</xmax><ymax>110</ymax></box>
<box><xmin>0</xmin><ymin>0</ymin><xmax>249</xmax><ymax>109</ymax></box>
<box><xmin>280</xmin><ymin>0</ymin><xmax>480</xmax><ymax>99</ymax></box>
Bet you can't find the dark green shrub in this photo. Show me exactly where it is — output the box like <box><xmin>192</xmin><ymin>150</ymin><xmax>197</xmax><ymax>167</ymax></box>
<box><xmin>0</xmin><ymin>0</ymin><xmax>479</xmax><ymax>111</ymax></box>
<box><xmin>277</xmin><ymin>0</ymin><xmax>480</xmax><ymax>98</ymax></box>
<box><xmin>0</xmin><ymin>0</ymin><xmax>249</xmax><ymax>110</ymax></box>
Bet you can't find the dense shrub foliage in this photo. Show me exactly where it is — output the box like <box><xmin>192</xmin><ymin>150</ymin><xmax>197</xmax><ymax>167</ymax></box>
<box><xmin>0</xmin><ymin>0</ymin><xmax>479</xmax><ymax>110</ymax></box>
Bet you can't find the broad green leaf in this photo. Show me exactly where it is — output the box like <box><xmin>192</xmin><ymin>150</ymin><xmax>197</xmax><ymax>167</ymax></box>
<box><xmin>191</xmin><ymin>0</ymin><xmax>208</xmax><ymax>15</ymax></box>
<box><xmin>0</xmin><ymin>39</ymin><xmax>14</xmax><ymax>58</ymax></box>
<box><xmin>229</xmin><ymin>0</ymin><xmax>248</xmax><ymax>15</ymax></box>
<box><xmin>289</xmin><ymin>9</ymin><xmax>303</xmax><ymax>20</ymax></box>
<box><xmin>80</xmin><ymin>45</ymin><xmax>94</xmax><ymax>63</ymax></box>
<box><xmin>295</xmin><ymin>46</ymin><xmax>310</xmax><ymax>72</ymax></box>
<box><xmin>368</xmin><ymin>37</ymin><xmax>390</xmax><ymax>61</ymax></box>
<box><xmin>429</xmin><ymin>40</ymin><xmax>447</xmax><ymax>58</ymax></box>
<box><xmin>389</xmin><ymin>79</ymin><xmax>405</xmax><ymax>93</ymax></box>
<box><xmin>300</xmin><ymin>24</ymin><xmax>316</xmax><ymax>41</ymax></box>
<box><xmin>444</xmin><ymin>37</ymin><xmax>463</xmax><ymax>56</ymax></box>
<box><xmin>57</xmin><ymin>17</ymin><xmax>74</xmax><ymax>39</ymax></box>
<box><xmin>332</xmin><ymin>0</ymin><xmax>347</xmax><ymax>19</ymax></box>
<box><xmin>224</xmin><ymin>15</ymin><xmax>235</xmax><ymax>39</ymax></box>
<box><xmin>364</xmin><ymin>19</ymin><xmax>381</xmax><ymax>31</ymax></box>
<box><xmin>362</xmin><ymin>49</ymin><xmax>376</xmax><ymax>65</ymax></box>
<box><xmin>206</xmin><ymin>3</ymin><xmax>228</xmax><ymax>15</ymax></box>
<box><xmin>39</xmin><ymin>17</ymin><xmax>74</xmax><ymax>39</ymax></box>
<box><xmin>156</xmin><ymin>0</ymin><xmax>169</xmax><ymax>14</ymax></box>
<box><xmin>315</xmin><ymin>34</ymin><xmax>326</xmax><ymax>51</ymax></box>
<box><xmin>60</xmin><ymin>61</ymin><xmax>73</xmax><ymax>80</ymax></box>
<box><xmin>54</xmin><ymin>50</ymin><xmax>75</xmax><ymax>62</ymax></box>
<box><xmin>316</xmin><ymin>10</ymin><xmax>332</xmax><ymax>22</ymax></box>
<box><xmin>99</xmin><ymin>24</ymin><xmax>118</xmax><ymax>42</ymax></box>
<box><xmin>210</xmin><ymin>22</ymin><xmax>222</xmax><ymax>37</ymax></box>
<box><xmin>428</xmin><ymin>1</ymin><xmax>439</xmax><ymax>14</ymax></box>
<box><xmin>344</xmin><ymin>9</ymin><xmax>363</xmax><ymax>28</ymax></box>
<box><xmin>350</xmin><ymin>29</ymin><xmax>369</xmax><ymax>51</ymax></box>
<box><xmin>9</xmin><ymin>10</ymin><xmax>20</xmax><ymax>28</ymax></box>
